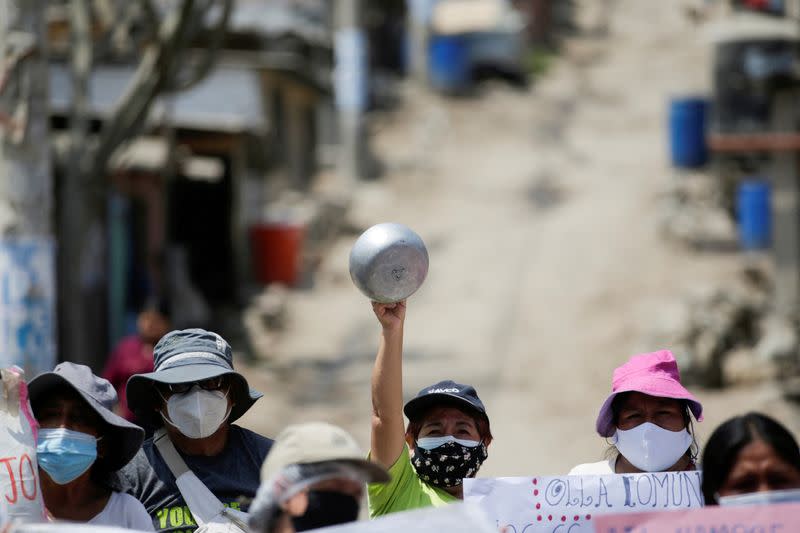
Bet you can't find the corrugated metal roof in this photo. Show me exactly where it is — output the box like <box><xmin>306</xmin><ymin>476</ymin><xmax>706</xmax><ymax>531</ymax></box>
<box><xmin>230</xmin><ymin>0</ymin><xmax>331</xmax><ymax>45</ymax></box>
<box><xmin>50</xmin><ymin>63</ymin><xmax>268</xmax><ymax>133</ymax></box>
<box><xmin>109</xmin><ymin>137</ymin><xmax>170</xmax><ymax>172</ymax></box>
<box><xmin>152</xmin><ymin>0</ymin><xmax>331</xmax><ymax>45</ymax></box>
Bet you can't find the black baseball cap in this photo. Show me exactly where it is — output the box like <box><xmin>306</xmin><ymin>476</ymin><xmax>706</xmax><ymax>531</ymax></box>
<box><xmin>403</xmin><ymin>380</ymin><xmax>489</xmax><ymax>422</ymax></box>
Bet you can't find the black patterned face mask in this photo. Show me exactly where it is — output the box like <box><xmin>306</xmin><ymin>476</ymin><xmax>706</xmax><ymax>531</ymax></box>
<box><xmin>411</xmin><ymin>440</ymin><xmax>488</xmax><ymax>488</ymax></box>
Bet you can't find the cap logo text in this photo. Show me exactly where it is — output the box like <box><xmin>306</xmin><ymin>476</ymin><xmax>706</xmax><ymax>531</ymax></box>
<box><xmin>214</xmin><ymin>334</ymin><xmax>226</xmax><ymax>352</ymax></box>
<box><xmin>428</xmin><ymin>388</ymin><xmax>459</xmax><ymax>393</ymax></box>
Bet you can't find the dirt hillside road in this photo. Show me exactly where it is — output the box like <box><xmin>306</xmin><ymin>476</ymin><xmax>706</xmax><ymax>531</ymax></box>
<box><xmin>237</xmin><ymin>0</ymin><xmax>800</xmax><ymax>476</ymax></box>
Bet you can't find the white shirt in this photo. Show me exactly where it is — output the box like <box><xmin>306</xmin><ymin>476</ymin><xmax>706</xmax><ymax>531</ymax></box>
<box><xmin>89</xmin><ymin>491</ymin><xmax>154</xmax><ymax>531</ymax></box>
<box><xmin>568</xmin><ymin>458</ymin><xmax>616</xmax><ymax>475</ymax></box>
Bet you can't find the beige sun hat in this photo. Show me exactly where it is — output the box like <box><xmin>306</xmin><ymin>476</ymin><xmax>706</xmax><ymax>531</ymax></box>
<box><xmin>261</xmin><ymin>422</ymin><xmax>389</xmax><ymax>483</ymax></box>
<box><xmin>250</xmin><ymin>423</ymin><xmax>390</xmax><ymax>532</ymax></box>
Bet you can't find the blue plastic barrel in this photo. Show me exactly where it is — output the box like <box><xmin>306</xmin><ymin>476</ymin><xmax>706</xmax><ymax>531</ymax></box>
<box><xmin>737</xmin><ymin>179</ymin><xmax>771</xmax><ymax>250</ymax></box>
<box><xmin>428</xmin><ymin>35</ymin><xmax>470</xmax><ymax>92</ymax></box>
<box><xmin>669</xmin><ymin>97</ymin><xmax>708</xmax><ymax>168</ymax></box>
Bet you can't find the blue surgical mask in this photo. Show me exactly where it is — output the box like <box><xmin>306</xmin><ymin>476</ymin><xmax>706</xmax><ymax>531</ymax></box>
<box><xmin>718</xmin><ymin>488</ymin><xmax>800</xmax><ymax>506</ymax></box>
<box><xmin>36</xmin><ymin>428</ymin><xmax>98</xmax><ymax>485</ymax></box>
<box><xmin>416</xmin><ymin>435</ymin><xmax>481</xmax><ymax>450</ymax></box>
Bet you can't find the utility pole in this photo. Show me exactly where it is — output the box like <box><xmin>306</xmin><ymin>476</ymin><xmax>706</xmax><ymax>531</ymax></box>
<box><xmin>407</xmin><ymin>0</ymin><xmax>431</xmax><ymax>84</ymax></box>
<box><xmin>58</xmin><ymin>0</ymin><xmax>94</xmax><ymax>367</ymax></box>
<box><xmin>770</xmin><ymin>90</ymin><xmax>800</xmax><ymax>319</ymax></box>
<box><xmin>0</xmin><ymin>0</ymin><xmax>57</xmax><ymax>376</ymax></box>
<box><xmin>334</xmin><ymin>0</ymin><xmax>367</xmax><ymax>186</ymax></box>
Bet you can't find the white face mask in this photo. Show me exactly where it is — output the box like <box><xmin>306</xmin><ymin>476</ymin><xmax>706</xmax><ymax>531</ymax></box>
<box><xmin>162</xmin><ymin>388</ymin><xmax>231</xmax><ymax>439</ymax></box>
<box><xmin>613</xmin><ymin>422</ymin><xmax>693</xmax><ymax>472</ymax></box>
<box><xmin>416</xmin><ymin>436</ymin><xmax>481</xmax><ymax>450</ymax></box>
<box><xmin>718</xmin><ymin>488</ymin><xmax>800</xmax><ymax>506</ymax></box>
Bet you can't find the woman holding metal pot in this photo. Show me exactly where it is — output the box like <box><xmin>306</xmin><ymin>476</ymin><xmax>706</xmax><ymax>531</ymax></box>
<box><xmin>348</xmin><ymin>223</ymin><xmax>491</xmax><ymax>517</ymax></box>
<box><xmin>366</xmin><ymin>300</ymin><xmax>493</xmax><ymax>518</ymax></box>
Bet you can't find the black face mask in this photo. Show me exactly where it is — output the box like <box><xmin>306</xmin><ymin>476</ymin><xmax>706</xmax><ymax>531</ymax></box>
<box><xmin>291</xmin><ymin>490</ymin><xmax>360</xmax><ymax>531</ymax></box>
<box><xmin>411</xmin><ymin>440</ymin><xmax>488</xmax><ymax>488</ymax></box>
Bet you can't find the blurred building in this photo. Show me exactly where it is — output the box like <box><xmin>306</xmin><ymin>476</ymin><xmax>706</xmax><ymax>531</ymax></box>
<box><xmin>46</xmin><ymin>0</ymin><xmax>335</xmax><ymax>366</ymax></box>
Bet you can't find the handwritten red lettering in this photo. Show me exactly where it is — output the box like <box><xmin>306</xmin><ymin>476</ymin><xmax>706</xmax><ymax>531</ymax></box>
<box><xmin>19</xmin><ymin>454</ymin><xmax>37</xmax><ymax>501</ymax></box>
<box><xmin>0</xmin><ymin>457</ymin><xmax>18</xmax><ymax>504</ymax></box>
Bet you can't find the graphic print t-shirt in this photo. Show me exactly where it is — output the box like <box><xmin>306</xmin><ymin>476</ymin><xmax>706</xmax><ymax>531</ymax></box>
<box><xmin>113</xmin><ymin>425</ymin><xmax>273</xmax><ymax>533</ymax></box>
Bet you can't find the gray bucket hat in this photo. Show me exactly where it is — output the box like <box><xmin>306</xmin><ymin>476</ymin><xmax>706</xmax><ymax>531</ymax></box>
<box><xmin>126</xmin><ymin>328</ymin><xmax>262</xmax><ymax>426</ymax></box>
<box><xmin>28</xmin><ymin>362</ymin><xmax>145</xmax><ymax>471</ymax></box>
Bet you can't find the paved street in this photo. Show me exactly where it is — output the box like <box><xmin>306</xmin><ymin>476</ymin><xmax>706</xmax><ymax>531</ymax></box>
<box><xmin>236</xmin><ymin>0</ymin><xmax>800</xmax><ymax>476</ymax></box>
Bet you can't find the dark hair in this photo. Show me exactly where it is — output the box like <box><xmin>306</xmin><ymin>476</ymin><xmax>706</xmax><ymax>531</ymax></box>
<box><xmin>609</xmin><ymin>392</ymin><xmax>699</xmax><ymax>463</ymax></box>
<box><xmin>701</xmin><ymin>412</ymin><xmax>800</xmax><ymax>505</ymax></box>
<box><xmin>405</xmin><ymin>404</ymin><xmax>493</xmax><ymax>443</ymax></box>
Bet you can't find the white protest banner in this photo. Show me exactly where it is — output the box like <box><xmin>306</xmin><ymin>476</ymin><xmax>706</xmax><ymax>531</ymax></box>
<box><xmin>0</xmin><ymin>369</ymin><xmax>45</xmax><ymax>522</ymax></box>
<box><xmin>464</xmin><ymin>472</ymin><xmax>703</xmax><ymax>532</ymax></box>
<box><xmin>316</xmin><ymin>502</ymin><xmax>497</xmax><ymax>532</ymax></box>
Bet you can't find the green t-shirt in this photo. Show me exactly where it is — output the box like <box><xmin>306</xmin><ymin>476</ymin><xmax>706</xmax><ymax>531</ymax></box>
<box><xmin>367</xmin><ymin>444</ymin><xmax>457</xmax><ymax>518</ymax></box>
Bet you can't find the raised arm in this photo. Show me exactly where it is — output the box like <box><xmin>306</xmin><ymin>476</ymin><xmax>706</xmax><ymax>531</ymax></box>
<box><xmin>369</xmin><ymin>300</ymin><xmax>407</xmax><ymax>469</ymax></box>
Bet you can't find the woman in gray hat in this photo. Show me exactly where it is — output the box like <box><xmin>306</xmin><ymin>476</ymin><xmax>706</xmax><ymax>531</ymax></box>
<box><xmin>28</xmin><ymin>362</ymin><xmax>152</xmax><ymax>529</ymax></box>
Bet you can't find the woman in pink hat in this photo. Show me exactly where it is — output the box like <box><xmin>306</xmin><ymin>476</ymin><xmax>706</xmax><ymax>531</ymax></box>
<box><xmin>569</xmin><ymin>350</ymin><xmax>703</xmax><ymax>475</ymax></box>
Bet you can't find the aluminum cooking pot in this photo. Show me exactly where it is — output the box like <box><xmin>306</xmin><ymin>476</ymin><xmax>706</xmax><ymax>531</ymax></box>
<box><xmin>349</xmin><ymin>223</ymin><xmax>429</xmax><ymax>303</ymax></box>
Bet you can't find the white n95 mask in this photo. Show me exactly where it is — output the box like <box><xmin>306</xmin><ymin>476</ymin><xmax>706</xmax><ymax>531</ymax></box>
<box><xmin>162</xmin><ymin>388</ymin><xmax>231</xmax><ymax>439</ymax></box>
<box><xmin>613</xmin><ymin>422</ymin><xmax>693</xmax><ymax>472</ymax></box>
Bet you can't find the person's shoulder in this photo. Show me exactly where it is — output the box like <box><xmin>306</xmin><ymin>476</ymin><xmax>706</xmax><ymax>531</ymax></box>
<box><xmin>568</xmin><ymin>459</ymin><xmax>615</xmax><ymax>475</ymax></box>
<box><xmin>384</xmin><ymin>444</ymin><xmax>412</xmax><ymax>479</ymax></box>
<box><xmin>112</xmin><ymin>491</ymin><xmax>155</xmax><ymax>531</ymax></box>
<box><xmin>367</xmin><ymin>443</ymin><xmax>454</xmax><ymax>518</ymax></box>
<box><xmin>103</xmin><ymin>336</ymin><xmax>141</xmax><ymax>374</ymax></box>
<box><xmin>111</xmin><ymin>441</ymin><xmax>158</xmax><ymax>486</ymax></box>
<box><xmin>113</xmin><ymin>335</ymin><xmax>144</xmax><ymax>356</ymax></box>
<box><xmin>231</xmin><ymin>425</ymin><xmax>274</xmax><ymax>454</ymax></box>
<box><xmin>132</xmin><ymin>437</ymin><xmax>158</xmax><ymax>466</ymax></box>
<box><xmin>89</xmin><ymin>492</ymin><xmax>151</xmax><ymax>529</ymax></box>
<box><xmin>368</xmin><ymin>444</ymin><xmax>424</xmax><ymax>517</ymax></box>
<box><xmin>231</xmin><ymin>424</ymin><xmax>273</xmax><ymax>444</ymax></box>
<box><xmin>119</xmin><ymin>334</ymin><xmax>143</xmax><ymax>347</ymax></box>
<box><xmin>112</xmin><ymin>491</ymin><xmax>146</xmax><ymax>509</ymax></box>
<box><xmin>114</xmin><ymin>446</ymin><xmax>149</xmax><ymax>474</ymax></box>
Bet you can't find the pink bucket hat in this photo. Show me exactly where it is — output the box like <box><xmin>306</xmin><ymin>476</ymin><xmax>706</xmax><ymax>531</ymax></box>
<box><xmin>595</xmin><ymin>350</ymin><xmax>703</xmax><ymax>437</ymax></box>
